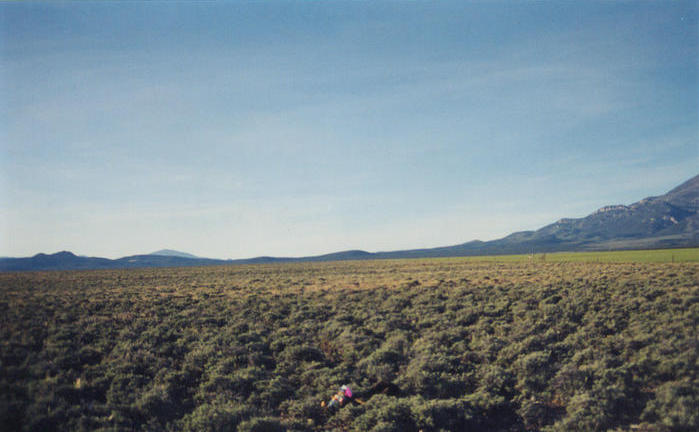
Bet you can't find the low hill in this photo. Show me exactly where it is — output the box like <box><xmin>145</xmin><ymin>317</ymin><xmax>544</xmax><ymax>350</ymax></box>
<box><xmin>0</xmin><ymin>251</ymin><xmax>115</xmax><ymax>272</ymax></box>
<box><xmin>0</xmin><ymin>251</ymin><xmax>231</xmax><ymax>272</ymax></box>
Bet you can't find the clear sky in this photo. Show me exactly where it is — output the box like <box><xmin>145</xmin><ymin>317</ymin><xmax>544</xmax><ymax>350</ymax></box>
<box><xmin>1</xmin><ymin>1</ymin><xmax>697</xmax><ymax>259</ymax></box>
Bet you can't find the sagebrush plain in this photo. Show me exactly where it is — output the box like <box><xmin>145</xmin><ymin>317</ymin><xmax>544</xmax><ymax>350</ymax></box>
<box><xmin>1</xmin><ymin>251</ymin><xmax>697</xmax><ymax>431</ymax></box>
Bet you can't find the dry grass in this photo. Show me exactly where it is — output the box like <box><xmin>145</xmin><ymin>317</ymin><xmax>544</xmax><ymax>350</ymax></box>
<box><xmin>1</xmin><ymin>257</ymin><xmax>697</xmax><ymax>431</ymax></box>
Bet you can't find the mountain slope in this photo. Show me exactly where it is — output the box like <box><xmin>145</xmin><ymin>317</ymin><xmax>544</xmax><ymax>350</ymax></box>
<box><xmin>379</xmin><ymin>174</ymin><xmax>698</xmax><ymax>257</ymax></box>
<box><xmin>512</xmin><ymin>174</ymin><xmax>698</xmax><ymax>249</ymax></box>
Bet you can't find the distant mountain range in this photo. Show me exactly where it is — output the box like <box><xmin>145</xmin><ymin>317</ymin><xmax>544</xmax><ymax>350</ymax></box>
<box><xmin>1</xmin><ymin>174</ymin><xmax>697</xmax><ymax>272</ymax></box>
<box><xmin>0</xmin><ymin>251</ymin><xmax>230</xmax><ymax>272</ymax></box>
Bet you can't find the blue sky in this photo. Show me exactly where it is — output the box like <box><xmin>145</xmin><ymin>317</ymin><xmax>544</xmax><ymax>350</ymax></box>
<box><xmin>1</xmin><ymin>1</ymin><xmax>697</xmax><ymax>259</ymax></box>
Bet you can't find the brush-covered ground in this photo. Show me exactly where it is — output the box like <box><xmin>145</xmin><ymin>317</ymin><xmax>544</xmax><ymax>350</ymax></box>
<box><xmin>1</xmin><ymin>255</ymin><xmax>697</xmax><ymax>431</ymax></box>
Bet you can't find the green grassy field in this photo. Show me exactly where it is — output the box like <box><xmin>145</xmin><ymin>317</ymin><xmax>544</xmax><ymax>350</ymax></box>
<box><xmin>420</xmin><ymin>248</ymin><xmax>699</xmax><ymax>264</ymax></box>
<box><xmin>1</xmin><ymin>256</ymin><xmax>697</xmax><ymax>431</ymax></box>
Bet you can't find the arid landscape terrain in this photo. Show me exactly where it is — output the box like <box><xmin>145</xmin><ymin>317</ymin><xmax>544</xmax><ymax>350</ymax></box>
<box><xmin>3</xmin><ymin>2</ymin><xmax>697</xmax><ymax>431</ymax></box>
<box><xmin>1</xmin><ymin>252</ymin><xmax>697</xmax><ymax>431</ymax></box>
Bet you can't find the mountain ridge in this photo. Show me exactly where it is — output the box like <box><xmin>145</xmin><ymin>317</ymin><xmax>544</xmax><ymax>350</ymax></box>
<box><xmin>2</xmin><ymin>174</ymin><xmax>697</xmax><ymax>271</ymax></box>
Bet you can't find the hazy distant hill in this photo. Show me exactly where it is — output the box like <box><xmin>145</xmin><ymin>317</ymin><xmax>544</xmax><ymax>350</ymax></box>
<box><xmin>149</xmin><ymin>249</ymin><xmax>200</xmax><ymax>259</ymax></box>
<box><xmin>1</xmin><ymin>175</ymin><xmax>696</xmax><ymax>271</ymax></box>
